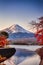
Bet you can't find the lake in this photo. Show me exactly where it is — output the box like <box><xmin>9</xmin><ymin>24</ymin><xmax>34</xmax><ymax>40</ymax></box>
<box><xmin>4</xmin><ymin>45</ymin><xmax>43</xmax><ymax>65</ymax></box>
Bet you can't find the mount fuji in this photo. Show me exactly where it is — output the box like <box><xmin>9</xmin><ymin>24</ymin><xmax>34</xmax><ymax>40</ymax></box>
<box><xmin>3</xmin><ymin>24</ymin><xmax>30</xmax><ymax>34</ymax></box>
<box><xmin>2</xmin><ymin>24</ymin><xmax>36</xmax><ymax>44</ymax></box>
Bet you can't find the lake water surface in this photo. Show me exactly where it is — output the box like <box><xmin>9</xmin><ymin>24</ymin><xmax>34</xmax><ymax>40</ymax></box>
<box><xmin>4</xmin><ymin>45</ymin><xmax>43</xmax><ymax>65</ymax></box>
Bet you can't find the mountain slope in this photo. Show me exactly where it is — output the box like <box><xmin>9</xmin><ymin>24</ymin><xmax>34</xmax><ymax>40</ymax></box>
<box><xmin>9</xmin><ymin>32</ymin><xmax>35</xmax><ymax>40</ymax></box>
<box><xmin>2</xmin><ymin>24</ymin><xmax>35</xmax><ymax>43</ymax></box>
<box><xmin>3</xmin><ymin>24</ymin><xmax>30</xmax><ymax>34</ymax></box>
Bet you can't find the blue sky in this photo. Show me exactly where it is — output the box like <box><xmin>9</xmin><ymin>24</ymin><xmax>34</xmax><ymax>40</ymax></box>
<box><xmin>0</xmin><ymin>0</ymin><xmax>43</xmax><ymax>32</ymax></box>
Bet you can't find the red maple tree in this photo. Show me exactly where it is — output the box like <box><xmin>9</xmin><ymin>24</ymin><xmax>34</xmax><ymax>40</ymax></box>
<box><xmin>0</xmin><ymin>36</ymin><xmax>8</xmax><ymax>47</ymax></box>
<box><xmin>31</xmin><ymin>17</ymin><xmax>43</xmax><ymax>45</ymax></box>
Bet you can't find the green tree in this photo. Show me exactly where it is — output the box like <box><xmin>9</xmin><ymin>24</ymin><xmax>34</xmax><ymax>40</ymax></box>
<box><xmin>0</xmin><ymin>31</ymin><xmax>9</xmax><ymax>38</ymax></box>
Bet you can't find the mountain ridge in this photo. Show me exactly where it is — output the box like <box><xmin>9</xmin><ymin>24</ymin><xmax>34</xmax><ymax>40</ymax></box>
<box><xmin>2</xmin><ymin>24</ymin><xmax>33</xmax><ymax>34</ymax></box>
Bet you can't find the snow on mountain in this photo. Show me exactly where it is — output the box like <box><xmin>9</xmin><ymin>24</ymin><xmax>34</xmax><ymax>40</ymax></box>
<box><xmin>3</xmin><ymin>24</ymin><xmax>30</xmax><ymax>34</ymax></box>
<box><xmin>9</xmin><ymin>32</ymin><xmax>35</xmax><ymax>40</ymax></box>
<box><xmin>2</xmin><ymin>24</ymin><xmax>36</xmax><ymax>44</ymax></box>
<box><xmin>8</xmin><ymin>32</ymin><xmax>36</xmax><ymax>44</ymax></box>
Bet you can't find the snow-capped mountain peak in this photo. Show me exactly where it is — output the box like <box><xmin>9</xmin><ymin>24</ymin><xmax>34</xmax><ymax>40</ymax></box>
<box><xmin>2</xmin><ymin>24</ymin><xmax>30</xmax><ymax>34</ymax></box>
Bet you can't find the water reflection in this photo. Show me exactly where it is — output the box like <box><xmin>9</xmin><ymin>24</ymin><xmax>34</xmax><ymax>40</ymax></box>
<box><xmin>14</xmin><ymin>48</ymin><xmax>39</xmax><ymax>65</ymax></box>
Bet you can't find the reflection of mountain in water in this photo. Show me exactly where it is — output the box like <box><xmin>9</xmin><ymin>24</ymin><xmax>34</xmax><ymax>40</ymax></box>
<box><xmin>14</xmin><ymin>48</ymin><xmax>40</xmax><ymax>65</ymax></box>
<box><xmin>14</xmin><ymin>49</ymin><xmax>36</xmax><ymax>65</ymax></box>
<box><xmin>4</xmin><ymin>46</ymin><xmax>41</xmax><ymax>65</ymax></box>
<box><xmin>15</xmin><ymin>48</ymin><xmax>35</xmax><ymax>57</ymax></box>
